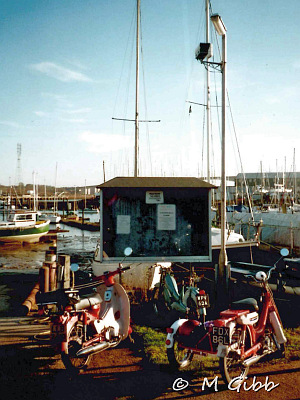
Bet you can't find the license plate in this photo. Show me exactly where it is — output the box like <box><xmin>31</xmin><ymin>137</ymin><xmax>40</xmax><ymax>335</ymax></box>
<box><xmin>197</xmin><ymin>294</ymin><xmax>209</xmax><ymax>307</ymax></box>
<box><xmin>211</xmin><ymin>326</ymin><xmax>230</xmax><ymax>345</ymax></box>
<box><xmin>51</xmin><ymin>324</ymin><xmax>65</xmax><ymax>337</ymax></box>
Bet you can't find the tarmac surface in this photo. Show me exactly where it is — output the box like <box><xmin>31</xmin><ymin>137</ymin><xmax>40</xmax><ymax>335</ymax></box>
<box><xmin>0</xmin><ymin>316</ymin><xmax>299</xmax><ymax>400</ymax></box>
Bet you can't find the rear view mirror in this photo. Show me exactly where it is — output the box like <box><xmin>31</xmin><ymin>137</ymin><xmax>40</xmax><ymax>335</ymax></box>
<box><xmin>124</xmin><ymin>247</ymin><xmax>133</xmax><ymax>257</ymax></box>
<box><xmin>70</xmin><ymin>263</ymin><xmax>79</xmax><ymax>272</ymax></box>
<box><xmin>280</xmin><ymin>248</ymin><xmax>289</xmax><ymax>257</ymax></box>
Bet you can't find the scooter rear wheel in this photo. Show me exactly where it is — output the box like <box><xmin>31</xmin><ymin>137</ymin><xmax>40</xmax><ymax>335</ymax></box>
<box><xmin>167</xmin><ymin>335</ymin><xmax>194</xmax><ymax>369</ymax></box>
<box><xmin>61</xmin><ymin>321</ymin><xmax>91</xmax><ymax>372</ymax></box>
<box><xmin>152</xmin><ymin>287</ymin><xmax>170</xmax><ymax>316</ymax></box>
<box><xmin>219</xmin><ymin>325</ymin><xmax>250</xmax><ymax>387</ymax></box>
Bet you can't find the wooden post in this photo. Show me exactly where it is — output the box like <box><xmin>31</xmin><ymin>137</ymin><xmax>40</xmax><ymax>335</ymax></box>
<box><xmin>58</xmin><ymin>255</ymin><xmax>71</xmax><ymax>288</ymax></box>
<box><xmin>39</xmin><ymin>265</ymin><xmax>50</xmax><ymax>293</ymax></box>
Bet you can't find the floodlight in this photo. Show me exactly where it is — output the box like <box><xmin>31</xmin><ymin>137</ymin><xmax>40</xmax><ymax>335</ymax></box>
<box><xmin>195</xmin><ymin>43</ymin><xmax>213</xmax><ymax>61</ymax></box>
<box><xmin>211</xmin><ymin>14</ymin><xmax>227</xmax><ymax>36</ymax></box>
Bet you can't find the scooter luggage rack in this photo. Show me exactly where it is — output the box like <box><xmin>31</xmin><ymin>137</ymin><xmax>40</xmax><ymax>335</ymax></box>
<box><xmin>219</xmin><ymin>309</ymin><xmax>249</xmax><ymax>320</ymax></box>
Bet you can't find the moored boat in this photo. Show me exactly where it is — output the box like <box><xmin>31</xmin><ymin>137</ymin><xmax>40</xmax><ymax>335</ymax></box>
<box><xmin>39</xmin><ymin>212</ymin><xmax>61</xmax><ymax>224</ymax></box>
<box><xmin>0</xmin><ymin>210</ymin><xmax>50</xmax><ymax>244</ymax></box>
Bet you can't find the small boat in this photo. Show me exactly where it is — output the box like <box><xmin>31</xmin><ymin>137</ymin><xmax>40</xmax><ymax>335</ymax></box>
<box><xmin>39</xmin><ymin>212</ymin><xmax>61</xmax><ymax>224</ymax></box>
<box><xmin>0</xmin><ymin>210</ymin><xmax>50</xmax><ymax>243</ymax></box>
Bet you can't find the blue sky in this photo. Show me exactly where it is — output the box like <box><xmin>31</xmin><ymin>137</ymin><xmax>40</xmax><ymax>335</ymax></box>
<box><xmin>0</xmin><ymin>0</ymin><xmax>299</xmax><ymax>187</ymax></box>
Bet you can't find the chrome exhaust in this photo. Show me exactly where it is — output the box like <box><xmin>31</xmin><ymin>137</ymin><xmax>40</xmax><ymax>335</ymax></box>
<box><xmin>76</xmin><ymin>341</ymin><xmax>110</xmax><ymax>357</ymax></box>
<box><xmin>243</xmin><ymin>350</ymin><xmax>273</xmax><ymax>367</ymax></box>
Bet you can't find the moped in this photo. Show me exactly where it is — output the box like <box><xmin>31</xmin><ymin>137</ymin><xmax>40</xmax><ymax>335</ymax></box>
<box><xmin>152</xmin><ymin>264</ymin><xmax>209</xmax><ymax>321</ymax></box>
<box><xmin>37</xmin><ymin>247</ymin><xmax>133</xmax><ymax>372</ymax></box>
<box><xmin>166</xmin><ymin>249</ymin><xmax>287</xmax><ymax>387</ymax></box>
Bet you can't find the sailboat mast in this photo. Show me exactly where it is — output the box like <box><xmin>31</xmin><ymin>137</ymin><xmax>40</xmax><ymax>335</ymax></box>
<box><xmin>206</xmin><ymin>0</ymin><xmax>211</xmax><ymax>183</ymax></box>
<box><xmin>134</xmin><ymin>0</ymin><xmax>140</xmax><ymax>177</ymax></box>
<box><xmin>293</xmin><ymin>148</ymin><xmax>296</xmax><ymax>203</ymax></box>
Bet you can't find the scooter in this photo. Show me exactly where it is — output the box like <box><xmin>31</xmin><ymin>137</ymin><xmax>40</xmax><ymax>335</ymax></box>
<box><xmin>152</xmin><ymin>264</ymin><xmax>209</xmax><ymax>321</ymax></box>
<box><xmin>38</xmin><ymin>247</ymin><xmax>133</xmax><ymax>372</ymax></box>
<box><xmin>166</xmin><ymin>249</ymin><xmax>287</xmax><ymax>387</ymax></box>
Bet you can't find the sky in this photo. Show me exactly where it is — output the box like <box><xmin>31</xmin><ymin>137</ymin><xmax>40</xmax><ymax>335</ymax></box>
<box><xmin>0</xmin><ymin>0</ymin><xmax>300</xmax><ymax>187</ymax></box>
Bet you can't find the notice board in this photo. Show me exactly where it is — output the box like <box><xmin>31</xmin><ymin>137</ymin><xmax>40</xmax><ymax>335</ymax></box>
<box><xmin>100</xmin><ymin>185</ymin><xmax>211</xmax><ymax>263</ymax></box>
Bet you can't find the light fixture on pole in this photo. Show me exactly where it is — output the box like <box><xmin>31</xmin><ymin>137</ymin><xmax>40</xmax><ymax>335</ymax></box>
<box><xmin>211</xmin><ymin>14</ymin><xmax>227</xmax><ymax>36</ymax></box>
<box><xmin>211</xmin><ymin>13</ymin><xmax>229</xmax><ymax>303</ymax></box>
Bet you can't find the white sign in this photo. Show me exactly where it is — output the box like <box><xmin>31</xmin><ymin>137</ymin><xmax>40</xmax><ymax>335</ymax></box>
<box><xmin>146</xmin><ymin>191</ymin><xmax>164</xmax><ymax>204</ymax></box>
<box><xmin>116</xmin><ymin>215</ymin><xmax>131</xmax><ymax>234</ymax></box>
<box><xmin>157</xmin><ymin>204</ymin><xmax>176</xmax><ymax>230</ymax></box>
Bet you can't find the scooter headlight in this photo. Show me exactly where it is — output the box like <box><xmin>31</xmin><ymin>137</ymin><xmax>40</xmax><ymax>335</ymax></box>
<box><xmin>256</xmin><ymin>271</ymin><xmax>267</xmax><ymax>282</ymax></box>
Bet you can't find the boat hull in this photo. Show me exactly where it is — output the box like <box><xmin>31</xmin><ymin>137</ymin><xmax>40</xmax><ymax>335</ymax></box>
<box><xmin>0</xmin><ymin>221</ymin><xmax>50</xmax><ymax>243</ymax></box>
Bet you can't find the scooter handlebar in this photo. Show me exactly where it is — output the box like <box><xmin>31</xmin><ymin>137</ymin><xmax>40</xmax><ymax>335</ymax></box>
<box><xmin>93</xmin><ymin>266</ymin><xmax>131</xmax><ymax>283</ymax></box>
<box><xmin>245</xmin><ymin>266</ymin><xmax>275</xmax><ymax>283</ymax></box>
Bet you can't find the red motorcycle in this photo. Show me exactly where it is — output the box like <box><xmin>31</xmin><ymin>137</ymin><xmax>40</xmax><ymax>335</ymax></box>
<box><xmin>38</xmin><ymin>248</ymin><xmax>132</xmax><ymax>372</ymax></box>
<box><xmin>166</xmin><ymin>249</ymin><xmax>288</xmax><ymax>387</ymax></box>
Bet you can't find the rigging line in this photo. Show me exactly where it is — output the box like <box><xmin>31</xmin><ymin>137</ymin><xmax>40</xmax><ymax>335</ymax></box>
<box><xmin>140</xmin><ymin>15</ymin><xmax>153</xmax><ymax>176</ymax></box>
<box><xmin>226</xmin><ymin>90</ymin><xmax>254</xmax><ymax>220</ymax></box>
<box><xmin>112</xmin><ymin>5</ymin><xmax>136</xmax><ymax>119</ymax></box>
<box><xmin>186</xmin><ymin>100</ymin><xmax>221</xmax><ymax>107</ymax></box>
<box><xmin>179</xmin><ymin>0</ymin><xmax>206</xmax><ymax>141</ymax></box>
<box><xmin>112</xmin><ymin>117</ymin><xmax>160</xmax><ymax>122</ymax></box>
<box><xmin>201</xmin><ymin>98</ymin><xmax>205</xmax><ymax>178</ymax></box>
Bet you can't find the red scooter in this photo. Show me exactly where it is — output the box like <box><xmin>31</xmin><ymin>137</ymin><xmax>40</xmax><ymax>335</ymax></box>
<box><xmin>166</xmin><ymin>249</ymin><xmax>287</xmax><ymax>387</ymax></box>
<box><xmin>38</xmin><ymin>247</ymin><xmax>133</xmax><ymax>372</ymax></box>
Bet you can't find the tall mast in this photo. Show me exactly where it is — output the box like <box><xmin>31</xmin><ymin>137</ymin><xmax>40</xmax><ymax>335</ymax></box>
<box><xmin>134</xmin><ymin>0</ymin><xmax>140</xmax><ymax>177</ymax></box>
<box><xmin>206</xmin><ymin>0</ymin><xmax>211</xmax><ymax>183</ymax></box>
<box><xmin>293</xmin><ymin>148</ymin><xmax>296</xmax><ymax>203</ymax></box>
<box><xmin>54</xmin><ymin>162</ymin><xmax>58</xmax><ymax>213</ymax></box>
<box><xmin>33</xmin><ymin>171</ymin><xmax>36</xmax><ymax>211</ymax></box>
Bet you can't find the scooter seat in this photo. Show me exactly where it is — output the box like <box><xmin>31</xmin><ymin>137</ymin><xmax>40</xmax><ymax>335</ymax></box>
<box><xmin>74</xmin><ymin>293</ymin><xmax>102</xmax><ymax>311</ymax></box>
<box><xmin>231</xmin><ymin>298</ymin><xmax>258</xmax><ymax>312</ymax></box>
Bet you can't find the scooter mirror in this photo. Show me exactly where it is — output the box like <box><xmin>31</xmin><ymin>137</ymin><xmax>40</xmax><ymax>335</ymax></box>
<box><xmin>280</xmin><ymin>248</ymin><xmax>289</xmax><ymax>257</ymax></box>
<box><xmin>124</xmin><ymin>247</ymin><xmax>133</xmax><ymax>257</ymax></box>
<box><xmin>70</xmin><ymin>263</ymin><xmax>79</xmax><ymax>272</ymax></box>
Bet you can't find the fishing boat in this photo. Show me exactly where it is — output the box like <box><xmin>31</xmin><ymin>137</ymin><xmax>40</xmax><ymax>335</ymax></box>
<box><xmin>0</xmin><ymin>210</ymin><xmax>50</xmax><ymax>244</ymax></box>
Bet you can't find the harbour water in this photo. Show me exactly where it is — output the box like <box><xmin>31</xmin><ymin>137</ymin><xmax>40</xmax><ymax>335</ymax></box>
<box><xmin>0</xmin><ymin>211</ymin><xmax>100</xmax><ymax>270</ymax></box>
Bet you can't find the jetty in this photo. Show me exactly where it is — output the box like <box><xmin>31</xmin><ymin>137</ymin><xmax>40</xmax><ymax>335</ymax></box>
<box><xmin>61</xmin><ymin>217</ymin><xmax>99</xmax><ymax>231</ymax></box>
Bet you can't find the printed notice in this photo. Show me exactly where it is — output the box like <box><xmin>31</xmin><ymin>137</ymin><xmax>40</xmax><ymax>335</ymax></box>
<box><xmin>146</xmin><ymin>191</ymin><xmax>164</xmax><ymax>204</ymax></box>
<box><xmin>116</xmin><ymin>215</ymin><xmax>131</xmax><ymax>234</ymax></box>
<box><xmin>157</xmin><ymin>204</ymin><xmax>176</xmax><ymax>230</ymax></box>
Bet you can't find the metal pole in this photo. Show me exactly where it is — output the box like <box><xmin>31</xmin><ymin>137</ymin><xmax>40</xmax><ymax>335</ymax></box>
<box><xmin>206</xmin><ymin>0</ymin><xmax>211</xmax><ymax>183</ymax></box>
<box><xmin>134</xmin><ymin>0</ymin><xmax>140</xmax><ymax>177</ymax></box>
<box><xmin>218</xmin><ymin>31</ymin><xmax>228</xmax><ymax>292</ymax></box>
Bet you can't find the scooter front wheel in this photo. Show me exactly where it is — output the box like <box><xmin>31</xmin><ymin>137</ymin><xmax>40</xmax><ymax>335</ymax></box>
<box><xmin>61</xmin><ymin>321</ymin><xmax>91</xmax><ymax>372</ymax></box>
<box><xmin>219</xmin><ymin>325</ymin><xmax>250</xmax><ymax>387</ymax></box>
<box><xmin>152</xmin><ymin>287</ymin><xmax>169</xmax><ymax>316</ymax></box>
<box><xmin>167</xmin><ymin>335</ymin><xmax>194</xmax><ymax>369</ymax></box>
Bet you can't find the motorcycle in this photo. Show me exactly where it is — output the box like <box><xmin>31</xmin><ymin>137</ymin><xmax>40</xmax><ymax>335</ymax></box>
<box><xmin>152</xmin><ymin>264</ymin><xmax>209</xmax><ymax>321</ymax></box>
<box><xmin>37</xmin><ymin>247</ymin><xmax>133</xmax><ymax>372</ymax></box>
<box><xmin>166</xmin><ymin>249</ymin><xmax>288</xmax><ymax>387</ymax></box>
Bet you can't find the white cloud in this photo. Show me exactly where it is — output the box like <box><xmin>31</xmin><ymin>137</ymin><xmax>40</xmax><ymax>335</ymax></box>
<box><xmin>34</xmin><ymin>111</ymin><xmax>50</xmax><ymax>117</ymax></box>
<box><xmin>61</xmin><ymin>118</ymin><xmax>86</xmax><ymax>124</ymax></box>
<box><xmin>63</xmin><ymin>108</ymin><xmax>92</xmax><ymax>115</ymax></box>
<box><xmin>30</xmin><ymin>62</ymin><xmax>93</xmax><ymax>82</ymax></box>
<box><xmin>79</xmin><ymin>131</ymin><xmax>133</xmax><ymax>153</ymax></box>
<box><xmin>0</xmin><ymin>120</ymin><xmax>22</xmax><ymax>128</ymax></box>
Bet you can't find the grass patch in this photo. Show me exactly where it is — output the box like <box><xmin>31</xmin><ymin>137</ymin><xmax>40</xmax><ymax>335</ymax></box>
<box><xmin>133</xmin><ymin>325</ymin><xmax>300</xmax><ymax>373</ymax></box>
<box><xmin>133</xmin><ymin>325</ymin><xmax>168</xmax><ymax>365</ymax></box>
<box><xmin>285</xmin><ymin>326</ymin><xmax>300</xmax><ymax>361</ymax></box>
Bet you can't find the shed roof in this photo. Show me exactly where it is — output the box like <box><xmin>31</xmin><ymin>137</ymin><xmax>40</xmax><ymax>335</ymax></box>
<box><xmin>97</xmin><ymin>177</ymin><xmax>217</xmax><ymax>189</ymax></box>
